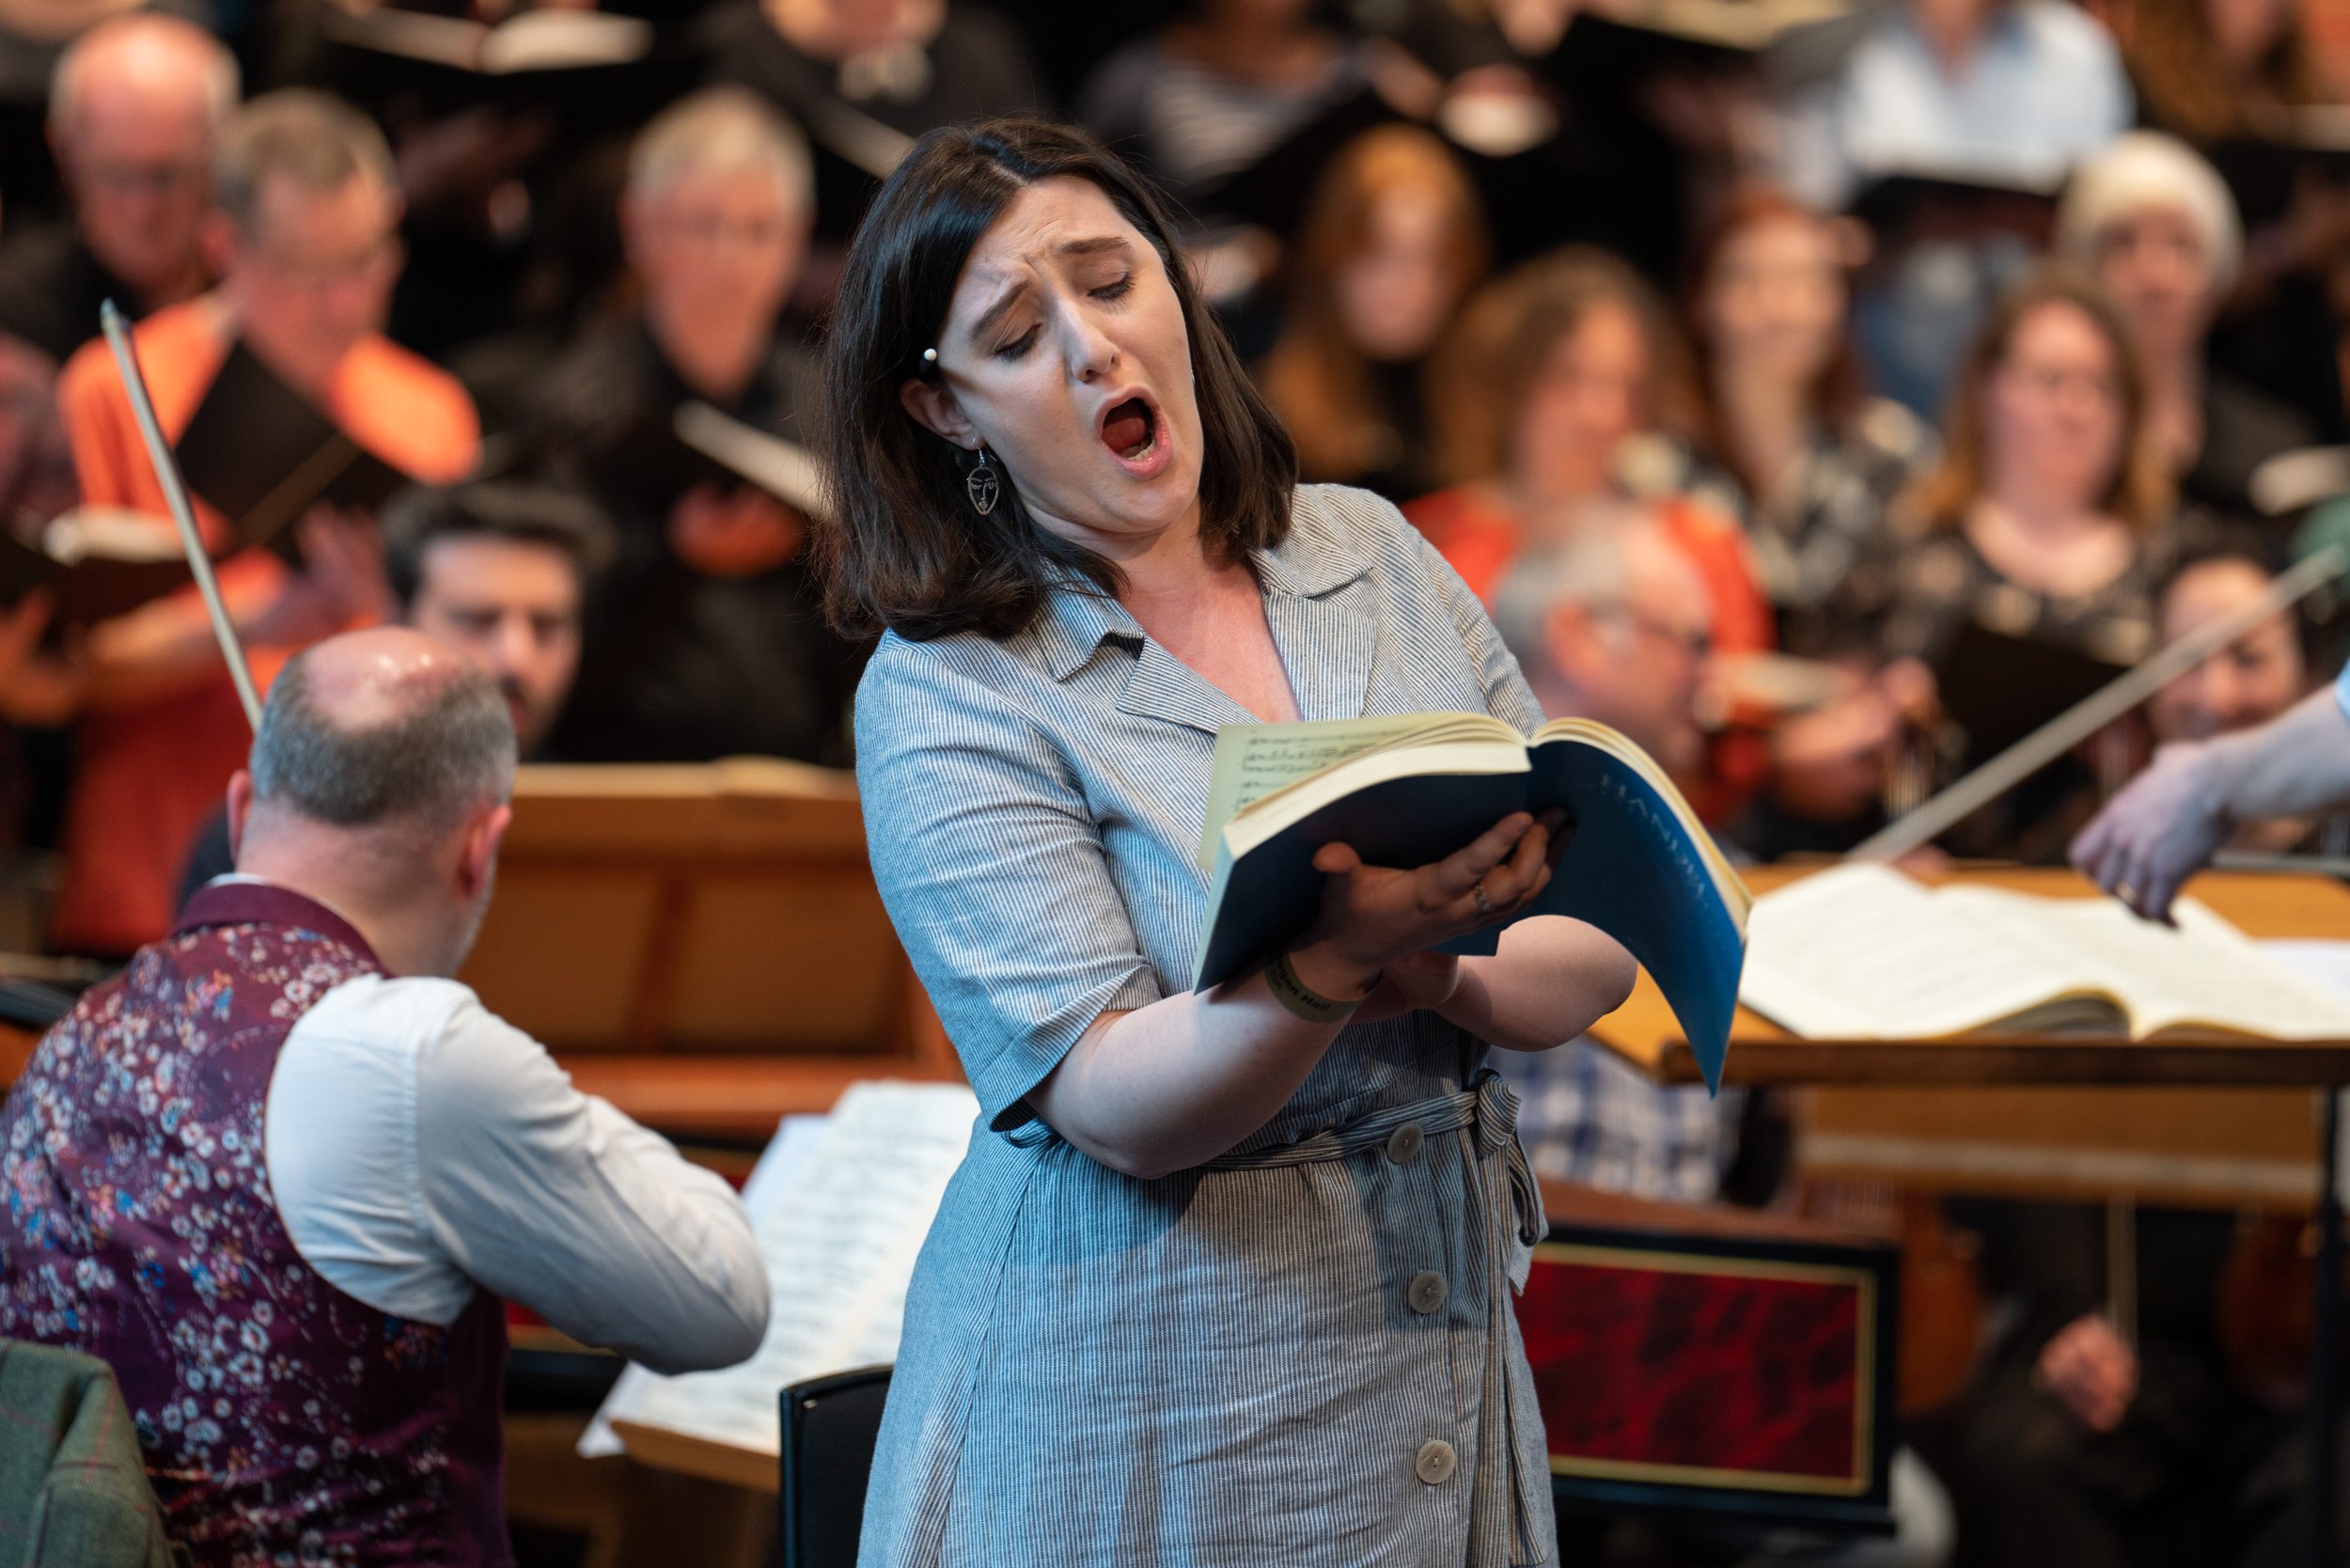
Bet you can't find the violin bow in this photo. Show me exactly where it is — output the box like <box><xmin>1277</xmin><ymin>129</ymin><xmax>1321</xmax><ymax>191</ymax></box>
<box><xmin>99</xmin><ymin>298</ymin><xmax>263</xmax><ymax>731</ymax></box>
<box><xmin>1851</xmin><ymin>544</ymin><xmax>2345</xmax><ymax>862</ymax></box>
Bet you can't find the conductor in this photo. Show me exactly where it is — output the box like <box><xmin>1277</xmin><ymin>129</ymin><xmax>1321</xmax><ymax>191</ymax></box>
<box><xmin>820</xmin><ymin>120</ymin><xmax>1635</xmax><ymax>1567</ymax></box>
<box><xmin>2074</xmin><ymin>661</ymin><xmax>2350</xmax><ymax>919</ymax></box>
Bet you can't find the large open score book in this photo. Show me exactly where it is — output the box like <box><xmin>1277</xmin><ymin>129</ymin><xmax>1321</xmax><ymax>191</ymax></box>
<box><xmin>1741</xmin><ymin>863</ymin><xmax>2350</xmax><ymax>1041</ymax></box>
<box><xmin>1193</xmin><ymin>712</ymin><xmax>1750</xmax><ymax>1090</ymax></box>
<box><xmin>586</xmin><ymin>1081</ymin><xmax>977</xmax><ymax>1473</ymax></box>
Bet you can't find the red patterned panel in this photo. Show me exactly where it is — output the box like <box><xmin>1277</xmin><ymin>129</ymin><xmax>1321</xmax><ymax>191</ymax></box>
<box><xmin>1518</xmin><ymin>1245</ymin><xmax>1869</xmax><ymax>1492</ymax></box>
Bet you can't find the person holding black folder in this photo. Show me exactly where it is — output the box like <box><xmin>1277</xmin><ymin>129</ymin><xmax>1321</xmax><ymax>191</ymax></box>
<box><xmin>50</xmin><ymin>89</ymin><xmax>479</xmax><ymax>956</ymax></box>
<box><xmin>822</xmin><ymin>118</ymin><xmax>1635</xmax><ymax>1567</ymax></box>
<box><xmin>523</xmin><ymin>86</ymin><xmax>861</xmax><ymax>764</ymax></box>
<box><xmin>1875</xmin><ymin>267</ymin><xmax>2181</xmax><ymax>861</ymax></box>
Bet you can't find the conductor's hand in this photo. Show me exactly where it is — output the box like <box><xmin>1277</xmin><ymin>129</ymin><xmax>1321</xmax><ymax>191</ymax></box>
<box><xmin>1290</xmin><ymin>809</ymin><xmax>1566</xmax><ymax>997</ymax></box>
<box><xmin>2034</xmin><ymin>1314</ymin><xmax>2138</xmax><ymax>1433</ymax></box>
<box><xmin>2069</xmin><ymin>739</ymin><xmax>2230</xmax><ymax>923</ymax></box>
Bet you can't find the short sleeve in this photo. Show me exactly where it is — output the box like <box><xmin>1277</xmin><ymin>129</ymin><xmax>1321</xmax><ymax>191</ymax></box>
<box><xmin>1409</xmin><ymin>523</ymin><xmax>1547</xmax><ymax>734</ymax></box>
<box><xmin>2334</xmin><ymin>656</ymin><xmax>2350</xmax><ymax>724</ymax></box>
<box><xmin>854</xmin><ymin>639</ymin><xmax>1164</xmax><ymax>1132</ymax></box>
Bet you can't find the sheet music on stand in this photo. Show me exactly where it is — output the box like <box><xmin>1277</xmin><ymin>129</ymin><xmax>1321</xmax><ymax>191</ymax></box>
<box><xmin>582</xmin><ymin>1079</ymin><xmax>978</xmax><ymax>1463</ymax></box>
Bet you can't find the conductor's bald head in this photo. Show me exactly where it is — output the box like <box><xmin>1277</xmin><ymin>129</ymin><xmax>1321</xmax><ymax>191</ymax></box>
<box><xmin>229</xmin><ymin>628</ymin><xmax>518</xmax><ymax>978</ymax></box>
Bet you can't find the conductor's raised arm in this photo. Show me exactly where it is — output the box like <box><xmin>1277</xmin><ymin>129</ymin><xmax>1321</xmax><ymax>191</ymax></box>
<box><xmin>2074</xmin><ymin>681</ymin><xmax>2350</xmax><ymax>920</ymax></box>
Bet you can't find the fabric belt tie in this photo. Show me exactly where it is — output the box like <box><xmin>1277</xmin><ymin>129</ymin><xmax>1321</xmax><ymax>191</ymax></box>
<box><xmin>1206</xmin><ymin>1066</ymin><xmax>1551</xmax><ymax>1565</ymax></box>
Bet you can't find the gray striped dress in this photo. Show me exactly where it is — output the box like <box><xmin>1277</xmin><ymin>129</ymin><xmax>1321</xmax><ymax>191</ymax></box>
<box><xmin>854</xmin><ymin>484</ymin><xmax>1559</xmax><ymax>1567</ymax></box>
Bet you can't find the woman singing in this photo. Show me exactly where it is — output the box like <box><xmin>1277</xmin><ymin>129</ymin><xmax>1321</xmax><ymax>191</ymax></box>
<box><xmin>819</xmin><ymin>118</ymin><xmax>1636</xmax><ymax>1567</ymax></box>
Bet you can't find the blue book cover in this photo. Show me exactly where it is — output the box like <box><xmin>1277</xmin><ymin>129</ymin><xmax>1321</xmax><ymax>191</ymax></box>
<box><xmin>1191</xmin><ymin>719</ymin><xmax>1748</xmax><ymax>1091</ymax></box>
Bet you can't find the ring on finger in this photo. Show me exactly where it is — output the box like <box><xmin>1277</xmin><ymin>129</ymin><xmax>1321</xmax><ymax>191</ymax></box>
<box><xmin>1471</xmin><ymin>879</ymin><xmax>1495</xmax><ymax>917</ymax></box>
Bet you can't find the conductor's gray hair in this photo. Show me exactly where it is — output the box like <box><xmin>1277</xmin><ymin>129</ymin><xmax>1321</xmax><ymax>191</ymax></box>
<box><xmin>50</xmin><ymin>14</ymin><xmax>240</xmax><ymax>141</ymax></box>
<box><xmin>628</xmin><ymin>86</ymin><xmax>813</xmax><ymax>213</ymax></box>
<box><xmin>249</xmin><ymin>650</ymin><xmax>516</xmax><ymax>834</ymax></box>
<box><xmin>213</xmin><ymin>90</ymin><xmax>396</xmax><ymax>240</ymax></box>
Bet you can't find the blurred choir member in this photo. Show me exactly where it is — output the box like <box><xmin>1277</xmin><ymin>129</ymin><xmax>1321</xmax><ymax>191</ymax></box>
<box><xmin>529</xmin><ymin>86</ymin><xmax>862</xmax><ymax>764</ymax></box>
<box><xmin>381</xmin><ymin>482</ymin><xmax>600</xmax><ymax>761</ymax></box>
<box><xmin>1256</xmin><ymin>124</ymin><xmax>1488</xmax><ymax>501</ymax></box>
<box><xmin>52</xmin><ymin>90</ymin><xmax>479</xmax><ymax>956</ymax></box>
<box><xmin>2121</xmin><ymin>0</ymin><xmax>2327</xmax><ymax>141</ymax></box>
<box><xmin>703</xmin><ymin>0</ymin><xmax>1045</xmax><ymax>264</ymax></box>
<box><xmin>1076</xmin><ymin>0</ymin><xmax>1371</xmax><ymax>222</ymax></box>
<box><xmin>1878</xmin><ymin>268</ymin><xmax>2177</xmax><ymax>859</ymax></box>
<box><xmin>0</xmin><ymin>14</ymin><xmax>234</xmax><ymax>365</ymax></box>
<box><xmin>2057</xmin><ymin>132</ymin><xmax>2312</xmax><ymax>525</ymax></box>
<box><xmin>1408</xmin><ymin>247</ymin><xmax>1769</xmax><ymax>650</ymax></box>
<box><xmin>1684</xmin><ymin>188</ymin><xmax>1935</xmax><ymax>657</ymax></box>
<box><xmin>1406</xmin><ymin>247</ymin><xmax>1773</xmax><ymax>813</ymax></box>
<box><xmin>1487</xmin><ymin>519</ymin><xmax>1731</xmax><ymax>1200</ymax></box>
<box><xmin>0</xmin><ymin>630</ymin><xmax>767</xmax><ymax>1565</ymax></box>
<box><xmin>1769</xmin><ymin>0</ymin><xmax>2133</xmax><ymax>211</ymax></box>
<box><xmin>177</xmin><ymin>479</ymin><xmax>604</xmax><ymax>904</ymax></box>
<box><xmin>0</xmin><ymin>337</ymin><xmax>76</xmax><ymax>529</ymax></box>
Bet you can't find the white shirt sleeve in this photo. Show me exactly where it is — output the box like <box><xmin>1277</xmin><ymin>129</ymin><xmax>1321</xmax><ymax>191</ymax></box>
<box><xmin>266</xmin><ymin>974</ymin><xmax>770</xmax><ymax>1374</ymax></box>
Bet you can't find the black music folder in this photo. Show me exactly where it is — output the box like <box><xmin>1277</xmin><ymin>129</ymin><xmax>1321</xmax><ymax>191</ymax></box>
<box><xmin>172</xmin><ymin>342</ymin><xmax>415</xmax><ymax>561</ymax></box>
<box><xmin>1935</xmin><ymin>619</ymin><xmax>2130</xmax><ymax>765</ymax></box>
<box><xmin>0</xmin><ymin>512</ymin><xmax>207</xmax><ymax>623</ymax></box>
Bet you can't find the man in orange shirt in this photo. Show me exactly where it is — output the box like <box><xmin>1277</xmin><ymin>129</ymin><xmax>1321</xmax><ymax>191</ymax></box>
<box><xmin>55</xmin><ymin>89</ymin><xmax>479</xmax><ymax>955</ymax></box>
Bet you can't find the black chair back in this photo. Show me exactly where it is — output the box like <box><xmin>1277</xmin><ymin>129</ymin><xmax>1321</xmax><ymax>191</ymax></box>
<box><xmin>776</xmin><ymin>1364</ymin><xmax>894</xmax><ymax>1568</ymax></box>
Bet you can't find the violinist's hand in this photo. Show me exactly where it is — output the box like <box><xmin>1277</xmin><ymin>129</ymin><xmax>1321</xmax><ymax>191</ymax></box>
<box><xmin>667</xmin><ymin>484</ymin><xmax>804</xmax><ymax>578</ymax></box>
<box><xmin>2034</xmin><ymin>1314</ymin><xmax>2138</xmax><ymax>1433</ymax></box>
<box><xmin>1287</xmin><ymin>808</ymin><xmax>1564</xmax><ymax>998</ymax></box>
<box><xmin>2070</xmin><ymin>739</ymin><xmax>2231</xmax><ymax>923</ymax></box>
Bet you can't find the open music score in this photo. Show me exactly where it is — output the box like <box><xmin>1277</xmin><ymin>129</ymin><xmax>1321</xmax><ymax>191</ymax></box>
<box><xmin>1590</xmin><ymin>866</ymin><xmax>2350</xmax><ymax>1087</ymax></box>
<box><xmin>594</xmin><ymin>1080</ymin><xmax>978</xmax><ymax>1491</ymax></box>
<box><xmin>1743</xmin><ymin>863</ymin><xmax>2350</xmax><ymax>1043</ymax></box>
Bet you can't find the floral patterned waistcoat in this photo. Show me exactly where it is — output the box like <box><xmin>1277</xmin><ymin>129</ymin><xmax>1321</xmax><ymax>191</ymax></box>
<box><xmin>0</xmin><ymin>881</ymin><xmax>510</xmax><ymax>1567</ymax></box>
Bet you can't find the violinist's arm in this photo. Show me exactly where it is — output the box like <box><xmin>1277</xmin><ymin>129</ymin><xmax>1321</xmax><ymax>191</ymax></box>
<box><xmin>2074</xmin><ymin>685</ymin><xmax>2350</xmax><ymax>919</ymax></box>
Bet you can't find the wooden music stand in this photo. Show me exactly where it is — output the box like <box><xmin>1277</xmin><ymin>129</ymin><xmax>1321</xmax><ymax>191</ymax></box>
<box><xmin>1588</xmin><ymin>864</ymin><xmax>2350</xmax><ymax>1568</ymax></box>
<box><xmin>458</xmin><ymin>760</ymin><xmax>958</xmax><ymax>1138</ymax></box>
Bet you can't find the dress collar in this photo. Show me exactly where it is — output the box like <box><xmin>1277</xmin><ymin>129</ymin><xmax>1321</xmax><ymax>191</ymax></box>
<box><xmin>1027</xmin><ymin>494</ymin><xmax>1372</xmax><ymax>683</ymax></box>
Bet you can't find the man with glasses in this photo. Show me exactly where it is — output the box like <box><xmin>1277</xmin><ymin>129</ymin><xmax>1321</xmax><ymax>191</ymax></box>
<box><xmin>521</xmin><ymin>86</ymin><xmax>862</xmax><ymax>765</ymax></box>
<box><xmin>1485</xmin><ymin>510</ymin><xmax>1733</xmax><ymax>1200</ymax></box>
<box><xmin>49</xmin><ymin>89</ymin><xmax>479</xmax><ymax>957</ymax></box>
<box><xmin>0</xmin><ymin>13</ymin><xmax>236</xmax><ymax>366</ymax></box>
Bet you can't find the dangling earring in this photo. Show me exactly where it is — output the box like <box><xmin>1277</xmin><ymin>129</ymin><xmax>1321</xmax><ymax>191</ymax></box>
<box><xmin>965</xmin><ymin>444</ymin><xmax>1001</xmax><ymax>517</ymax></box>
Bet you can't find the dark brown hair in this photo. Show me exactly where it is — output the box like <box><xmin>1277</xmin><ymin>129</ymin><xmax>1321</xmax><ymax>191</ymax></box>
<box><xmin>817</xmin><ymin>118</ymin><xmax>1297</xmax><ymax>642</ymax></box>
<box><xmin>1427</xmin><ymin>245</ymin><xmax>1699</xmax><ymax>489</ymax></box>
<box><xmin>1904</xmin><ymin>266</ymin><xmax>2173</xmax><ymax>533</ymax></box>
<box><xmin>1683</xmin><ymin>186</ymin><xmax>1866</xmax><ymax>494</ymax></box>
<box><xmin>1258</xmin><ymin>125</ymin><xmax>1487</xmax><ymax>483</ymax></box>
